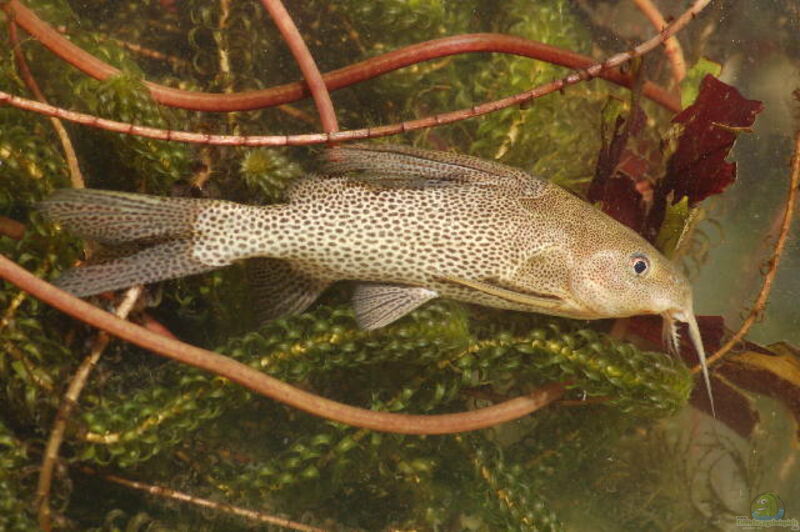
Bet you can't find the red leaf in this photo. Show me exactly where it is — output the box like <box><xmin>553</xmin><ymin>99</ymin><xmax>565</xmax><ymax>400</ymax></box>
<box><xmin>595</xmin><ymin>173</ymin><xmax>647</xmax><ymax>232</ymax></box>
<box><xmin>589</xmin><ymin>108</ymin><xmax>651</xmax><ymax>233</ymax></box>
<box><xmin>689</xmin><ymin>374</ymin><xmax>759</xmax><ymax>437</ymax></box>
<box><xmin>625</xmin><ymin>314</ymin><xmax>725</xmax><ymax>358</ymax></box>
<box><xmin>665</xmin><ymin>75</ymin><xmax>764</xmax><ymax>205</ymax></box>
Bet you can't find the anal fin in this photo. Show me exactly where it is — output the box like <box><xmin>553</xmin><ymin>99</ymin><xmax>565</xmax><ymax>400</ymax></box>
<box><xmin>246</xmin><ymin>258</ymin><xmax>329</xmax><ymax>322</ymax></box>
<box><xmin>352</xmin><ymin>283</ymin><xmax>438</xmax><ymax>330</ymax></box>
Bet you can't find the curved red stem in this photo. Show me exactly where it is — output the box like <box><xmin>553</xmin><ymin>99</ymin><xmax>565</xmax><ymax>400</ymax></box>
<box><xmin>632</xmin><ymin>0</ymin><xmax>686</xmax><ymax>85</ymax></box>
<box><xmin>3</xmin><ymin>0</ymin><xmax>679</xmax><ymax>113</ymax></box>
<box><xmin>259</xmin><ymin>0</ymin><xmax>338</xmax><ymax>133</ymax></box>
<box><xmin>0</xmin><ymin>254</ymin><xmax>565</xmax><ymax>435</ymax></box>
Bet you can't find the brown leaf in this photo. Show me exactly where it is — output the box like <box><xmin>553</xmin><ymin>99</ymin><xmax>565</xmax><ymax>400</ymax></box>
<box><xmin>718</xmin><ymin>343</ymin><xmax>800</xmax><ymax>442</ymax></box>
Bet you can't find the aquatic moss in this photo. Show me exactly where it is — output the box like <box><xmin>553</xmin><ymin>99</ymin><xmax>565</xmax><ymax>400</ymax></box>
<box><xmin>238</xmin><ymin>148</ymin><xmax>302</xmax><ymax>203</ymax></box>
<box><xmin>63</xmin><ymin>305</ymin><xmax>689</xmax><ymax>529</ymax></box>
<box><xmin>0</xmin><ymin>421</ymin><xmax>37</xmax><ymax>531</ymax></box>
<box><xmin>71</xmin><ymin>73</ymin><xmax>192</xmax><ymax>191</ymax></box>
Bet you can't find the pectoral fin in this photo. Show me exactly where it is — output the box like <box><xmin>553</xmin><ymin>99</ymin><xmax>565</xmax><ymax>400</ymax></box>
<box><xmin>247</xmin><ymin>258</ymin><xmax>329</xmax><ymax>322</ymax></box>
<box><xmin>352</xmin><ymin>283</ymin><xmax>438</xmax><ymax>330</ymax></box>
<box><xmin>438</xmin><ymin>276</ymin><xmax>566</xmax><ymax>312</ymax></box>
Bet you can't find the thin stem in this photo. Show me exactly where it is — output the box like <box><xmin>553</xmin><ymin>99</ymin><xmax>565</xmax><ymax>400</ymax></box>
<box><xmin>0</xmin><ymin>215</ymin><xmax>25</xmax><ymax>240</ymax></box>
<box><xmin>632</xmin><ymin>0</ymin><xmax>687</xmax><ymax>86</ymax></box>
<box><xmin>259</xmin><ymin>0</ymin><xmax>338</xmax><ymax>133</ymax></box>
<box><xmin>698</xmin><ymin>127</ymin><xmax>800</xmax><ymax>372</ymax></box>
<box><xmin>1</xmin><ymin>0</ymin><xmax>710</xmax><ymax>143</ymax></box>
<box><xmin>4</xmin><ymin>0</ymin><xmax>678</xmax><ymax>112</ymax></box>
<box><xmin>78</xmin><ymin>467</ymin><xmax>327</xmax><ymax>532</ymax></box>
<box><xmin>8</xmin><ymin>20</ymin><xmax>85</xmax><ymax>188</ymax></box>
<box><xmin>35</xmin><ymin>286</ymin><xmax>142</xmax><ymax>531</ymax></box>
<box><xmin>0</xmin><ymin>254</ymin><xmax>565</xmax><ymax>434</ymax></box>
<box><xmin>107</xmin><ymin>37</ymin><xmax>188</xmax><ymax>69</ymax></box>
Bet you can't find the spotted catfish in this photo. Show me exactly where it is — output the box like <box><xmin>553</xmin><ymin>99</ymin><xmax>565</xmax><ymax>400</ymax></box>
<box><xmin>39</xmin><ymin>143</ymin><xmax>714</xmax><ymax>411</ymax></box>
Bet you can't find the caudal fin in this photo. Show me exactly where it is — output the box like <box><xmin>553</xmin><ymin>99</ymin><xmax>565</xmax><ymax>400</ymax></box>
<box><xmin>39</xmin><ymin>189</ymin><xmax>254</xmax><ymax>296</ymax></box>
<box><xmin>38</xmin><ymin>188</ymin><xmax>203</xmax><ymax>245</ymax></box>
<box><xmin>53</xmin><ymin>240</ymin><xmax>217</xmax><ymax>296</ymax></box>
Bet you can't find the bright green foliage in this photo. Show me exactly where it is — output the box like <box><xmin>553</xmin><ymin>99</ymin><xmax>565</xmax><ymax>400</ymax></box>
<box><xmin>0</xmin><ymin>1</ymin><xmax>699</xmax><ymax>530</ymax></box>
<box><xmin>238</xmin><ymin>148</ymin><xmax>302</xmax><ymax>202</ymax></box>
<box><xmin>469</xmin><ymin>0</ymin><xmax>603</xmax><ymax>189</ymax></box>
<box><xmin>656</xmin><ymin>196</ymin><xmax>692</xmax><ymax>258</ymax></box>
<box><xmin>681</xmin><ymin>57</ymin><xmax>723</xmax><ymax>109</ymax></box>
<box><xmin>73</xmin><ymin>74</ymin><xmax>192</xmax><ymax>190</ymax></box>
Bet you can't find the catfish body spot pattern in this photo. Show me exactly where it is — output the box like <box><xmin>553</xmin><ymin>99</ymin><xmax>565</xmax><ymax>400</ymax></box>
<box><xmin>39</xmin><ymin>143</ymin><xmax>714</xmax><ymax>413</ymax></box>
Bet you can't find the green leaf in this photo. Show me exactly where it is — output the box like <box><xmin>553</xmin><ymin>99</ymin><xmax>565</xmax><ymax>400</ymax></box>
<box><xmin>655</xmin><ymin>196</ymin><xmax>691</xmax><ymax>258</ymax></box>
<box><xmin>681</xmin><ymin>57</ymin><xmax>723</xmax><ymax>109</ymax></box>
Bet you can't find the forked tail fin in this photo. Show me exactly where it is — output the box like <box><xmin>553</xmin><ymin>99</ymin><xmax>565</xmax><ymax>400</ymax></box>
<box><xmin>38</xmin><ymin>188</ymin><xmax>203</xmax><ymax>245</ymax></box>
<box><xmin>38</xmin><ymin>188</ymin><xmax>265</xmax><ymax>296</ymax></box>
<box><xmin>51</xmin><ymin>240</ymin><xmax>216</xmax><ymax>296</ymax></box>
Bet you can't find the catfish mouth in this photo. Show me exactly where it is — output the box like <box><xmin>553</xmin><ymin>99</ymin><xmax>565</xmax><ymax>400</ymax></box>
<box><xmin>660</xmin><ymin>308</ymin><xmax>695</xmax><ymax>355</ymax></box>
<box><xmin>661</xmin><ymin>311</ymin><xmax>681</xmax><ymax>355</ymax></box>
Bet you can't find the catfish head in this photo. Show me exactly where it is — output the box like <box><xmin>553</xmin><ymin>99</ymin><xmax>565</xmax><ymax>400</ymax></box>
<box><xmin>449</xmin><ymin>234</ymin><xmax>714</xmax><ymax>415</ymax></box>
<box><xmin>567</xmin><ymin>236</ymin><xmax>715</xmax><ymax>415</ymax></box>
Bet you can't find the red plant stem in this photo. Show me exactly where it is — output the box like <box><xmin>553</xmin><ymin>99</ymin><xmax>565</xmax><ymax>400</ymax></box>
<box><xmin>632</xmin><ymin>0</ymin><xmax>686</xmax><ymax>85</ymax></box>
<box><xmin>259</xmin><ymin>0</ymin><xmax>338</xmax><ymax>133</ymax></box>
<box><xmin>79</xmin><ymin>467</ymin><xmax>327</xmax><ymax>532</ymax></box>
<box><xmin>8</xmin><ymin>19</ymin><xmax>85</xmax><ymax>188</ymax></box>
<box><xmin>3</xmin><ymin>0</ymin><xmax>678</xmax><ymax>112</ymax></box>
<box><xmin>140</xmin><ymin>312</ymin><xmax>180</xmax><ymax>340</ymax></box>
<box><xmin>699</xmin><ymin>128</ymin><xmax>800</xmax><ymax>372</ymax></box>
<box><xmin>0</xmin><ymin>0</ymin><xmax>711</xmax><ymax>145</ymax></box>
<box><xmin>0</xmin><ymin>254</ymin><xmax>565</xmax><ymax>434</ymax></box>
<box><xmin>0</xmin><ymin>216</ymin><xmax>25</xmax><ymax>240</ymax></box>
<box><xmin>0</xmin><ymin>75</ymin><xmax>617</xmax><ymax>146</ymax></box>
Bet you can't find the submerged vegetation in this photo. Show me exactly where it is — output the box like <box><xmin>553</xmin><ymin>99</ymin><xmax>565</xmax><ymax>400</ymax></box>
<box><xmin>0</xmin><ymin>0</ymin><xmax>795</xmax><ymax>530</ymax></box>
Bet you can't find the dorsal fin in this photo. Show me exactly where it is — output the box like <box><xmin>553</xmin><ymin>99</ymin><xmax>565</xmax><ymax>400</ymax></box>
<box><xmin>322</xmin><ymin>144</ymin><xmax>539</xmax><ymax>189</ymax></box>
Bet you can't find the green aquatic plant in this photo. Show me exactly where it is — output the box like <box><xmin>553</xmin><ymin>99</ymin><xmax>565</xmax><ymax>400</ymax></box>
<box><xmin>0</xmin><ymin>0</ymin><xmax>755</xmax><ymax>530</ymax></box>
<box><xmin>238</xmin><ymin>148</ymin><xmax>302</xmax><ymax>202</ymax></box>
<box><xmin>0</xmin><ymin>420</ymin><xmax>38</xmax><ymax>530</ymax></box>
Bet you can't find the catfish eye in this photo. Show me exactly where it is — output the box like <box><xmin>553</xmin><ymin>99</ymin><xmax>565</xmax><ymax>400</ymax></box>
<box><xmin>631</xmin><ymin>254</ymin><xmax>649</xmax><ymax>276</ymax></box>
